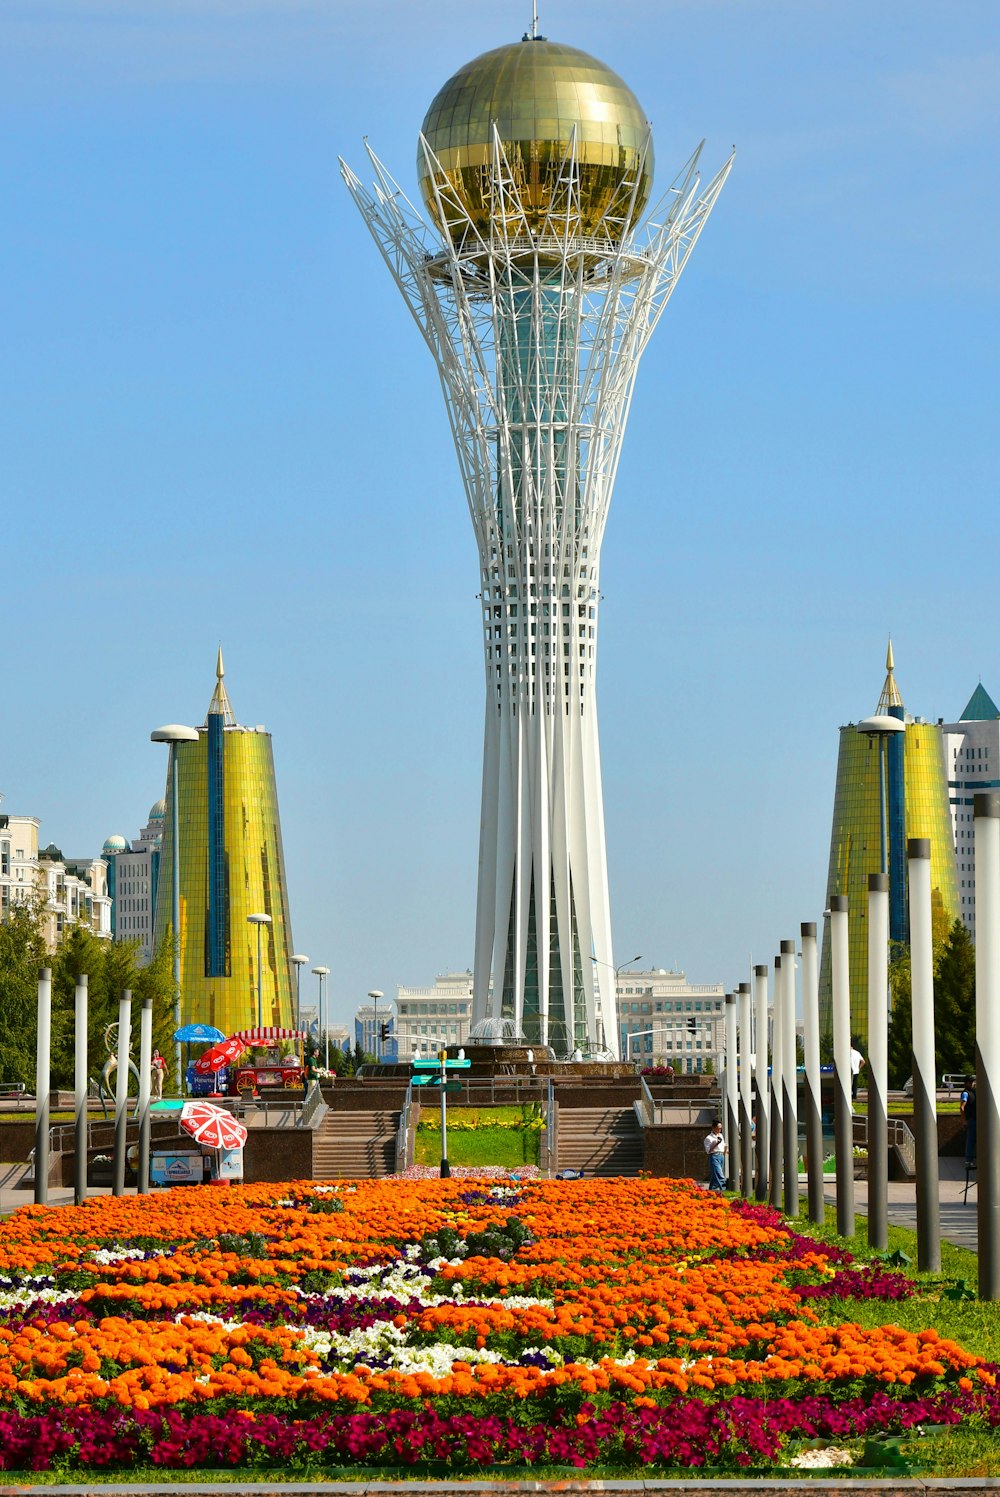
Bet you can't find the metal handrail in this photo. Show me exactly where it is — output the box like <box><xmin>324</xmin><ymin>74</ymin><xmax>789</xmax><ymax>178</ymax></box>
<box><xmin>638</xmin><ymin>1074</ymin><xmax>656</xmax><ymax>1127</ymax></box>
<box><xmin>545</xmin><ymin>1076</ymin><xmax>555</xmax><ymax>1176</ymax></box>
<box><xmin>853</xmin><ymin>1113</ymin><xmax>916</xmax><ymax>1176</ymax></box>
<box><xmin>394</xmin><ymin>1079</ymin><xmax>413</xmax><ymax>1172</ymax></box>
<box><xmin>299</xmin><ymin>1081</ymin><xmax>324</xmax><ymax>1129</ymax></box>
<box><xmin>0</xmin><ymin>1082</ymin><xmax>26</xmax><ymax>1100</ymax></box>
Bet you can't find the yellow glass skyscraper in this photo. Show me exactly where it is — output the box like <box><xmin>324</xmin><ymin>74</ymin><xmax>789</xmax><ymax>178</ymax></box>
<box><xmin>153</xmin><ymin>652</ymin><xmax>295</xmax><ymax>1037</ymax></box>
<box><xmin>819</xmin><ymin>646</ymin><xmax>958</xmax><ymax>1039</ymax></box>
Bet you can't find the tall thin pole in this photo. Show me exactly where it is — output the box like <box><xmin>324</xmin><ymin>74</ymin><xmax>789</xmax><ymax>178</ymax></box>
<box><xmin>34</xmin><ymin>967</ymin><xmax>52</xmax><ymax>1207</ymax></box>
<box><xmin>137</xmin><ymin>997</ymin><xmax>153</xmax><ymax>1195</ymax></box>
<box><xmin>800</xmin><ymin>923</ymin><xmax>824</xmax><ymax>1225</ymax></box>
<box><xmin>74</xmin><ymin>974</ymin><xmax>89</xmax><ymax>1207</ymax></box>
<box><xmin>975</xmin><ymin>792</ymin><xmax>1000</xmax><ymax>1299</ymax></box>
<box><xmin>768</xmin><ymin>956</ymin><xmax>784</xmax><ymax>1210</ymax></box>
<box><xmin>830</xmin><ymin>895</ymin><xmax>854</xmax><ymax>1237</ymax></box>
<box><xmin>753</xmin><ymin>964</ymin><xmax>769</xmax><ymax>1200</ymax></box>
<box><xmin>724</xmin><ymin>992</ymin><xmax>738</xmax><ymax>1189</ymax></box>
<box><xmin>256</xmin><ymin>922</ymin><xmax>264</xmax><ymax>1030</ymax></box>
<box><xmin>909</xmin><ymin>838</ymin><xmax>940</xmax><ymax>1272</ymax></box>
<box><xmin>781</xmin><ymin>938</ymin><xmax>799</xmax><ymax>1218</ymax></box>
<box><xmin>170</xmin><ymin>742</ymin><xmax>182</xmax><ymax>1092</ymax></box>
<box><xmin>322</xmin><ymin>974</ymin><xmax>329</xmax><ymax>1070</ymax></box>
<box><xmin>112</xmin><ymin>991</ymin><xmax>132</xmax><ymax>1198</ymax></box>
<box><xmin>737</xmin><ymin>981</ymin><xmax>753</xmax><ymax>1198</ymax></box>
<box><xmin>867</xmin><ymin>873</ymin><xmax>890</xmax><ymax>1250</ymax></box>
<box><xmin>439</xmin><ymin>1048</ymin><xmax>450</xmax><ymax>1178</ymax></box>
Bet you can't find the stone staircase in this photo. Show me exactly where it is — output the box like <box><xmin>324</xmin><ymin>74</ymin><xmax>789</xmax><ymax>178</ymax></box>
<box><xmin>555</xmin><ymin>1105</ymin><xmax>643</xmax><ymax>1177</ymax></box>
<box><xmin>311</xmin><ymin>1109</ymin><xmax>400</xmax><ymax>1179</ymax></box>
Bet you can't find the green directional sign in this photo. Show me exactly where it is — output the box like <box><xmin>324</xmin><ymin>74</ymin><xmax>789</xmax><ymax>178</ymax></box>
<box><xmin>411</xmin><ymin>1075</ymin><xmax>435</xmax><ymax>1086</ymax></box>
<box><xmin>442</xmin><ymin>1080</ymin><xmax>464</xmax><ymax>1093</ymax></box>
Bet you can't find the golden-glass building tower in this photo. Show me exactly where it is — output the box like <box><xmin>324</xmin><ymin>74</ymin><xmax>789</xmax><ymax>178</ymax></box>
<box><xmin>819</xmin><ymin>646</ymin><xmax>959</xmax><ymax>1038</ymax></box>
<box><xmin>152</xmin><ymin>652</ymin><xmax>295</xmax><ymax>1037</ymax></box>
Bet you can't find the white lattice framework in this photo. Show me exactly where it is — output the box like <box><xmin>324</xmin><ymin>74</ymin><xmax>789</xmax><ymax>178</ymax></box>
<box><xmin>342</xmin><ymin>129</ymin><xmax>732</xmax><ymax>1056</ymax></box>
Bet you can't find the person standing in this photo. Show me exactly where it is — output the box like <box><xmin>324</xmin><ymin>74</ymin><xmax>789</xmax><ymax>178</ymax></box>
<box><xmin>961</xmin><ymin>1075</ymin><xmax>977</xmax><ymax>1166</ymax></box>
<box><xmin>703</xmin><ymin>1118</ymin><xmax>728</xmax><ymax>1191</ymax></box>
<box><xmin>149</xmin><ymin>1049</ymin><xmax>166</xmax><ymax>1102</ymax></box>
<box><xmin>849</xmin><ymin>1039</ymin><xmax>866</xmax><ymax>1102</ymax></box>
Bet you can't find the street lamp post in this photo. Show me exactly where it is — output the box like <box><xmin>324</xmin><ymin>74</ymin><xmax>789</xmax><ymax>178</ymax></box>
<box><xmin>312</xmin><ymin>967</ymin><xmax>330</xmax><ymax>1067</ymax></box>
<box><xmin>151</xmin><ymin>724</ymin><xmax>200</xmax><ymax>1092</ymax></box>
<box><xmin>368</xmin><ymin>990</ymin><xmax>384</xmax><ymax>1062</ymax></box>
<box><xmin>857</xmin><ymin>716</ymin><xmax>906</xmax><ymax>879</ymax></box>
<box><xmin>592</xmin><ymin>954</ymin><xmax>641</xmax><ymax>1060</ymax></box>
<box><xmin>291</xmin><ymin>954</ymin><xmax>309</xmax><ymax>1034</ymax></box>
<box><xmin>246</xmin><ymin>914</ymin><xmax>271</xmax><ymax>1029</ymax></box>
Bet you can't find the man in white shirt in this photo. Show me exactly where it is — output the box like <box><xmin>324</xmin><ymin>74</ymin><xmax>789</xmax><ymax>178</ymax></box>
<box><xmin>849</xmin><ymin>1042</ymin><xmax>865</xmax><ymax>1101</ymax></box>
<box><xmin>703</xmin><ymin>1118</ymin><xmax>727</xmax><ymax>1191</ymax></box>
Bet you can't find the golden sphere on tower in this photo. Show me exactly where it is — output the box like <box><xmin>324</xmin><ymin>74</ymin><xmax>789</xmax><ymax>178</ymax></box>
<box><xmin>418</xmin><ymin>38</ymin><xmax>653</xmax><ymax>245</ymax></box>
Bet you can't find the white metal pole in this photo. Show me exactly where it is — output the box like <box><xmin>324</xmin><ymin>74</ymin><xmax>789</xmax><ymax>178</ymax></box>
<box><xmin>256</xmin><ymin>922</ymin><xmax>264</xmax><ymax>1031</ymax></box>
<box><xmin>724</xmin><ymin>992</ymin><xmax>738</xmax><ymax>1190</ymax></box>
<box><xmin>113</xmin><ymin>991</ymin><xmax>132</xmax><ymax>1197</ymax></box>
<box><xmin>975</xmin><ymin>792</ymin><xmax>1000</xmax><ymax>1299</ymax></box>
<box><xmin>867</xmin><ymin>873</ymin><xmax>890</xmax><ymax>1250</ymax></box>
<box><xmin>909</xmin><ymin>838</ymin><xmax>940</xmax><ymax>1272</ymax></box>
<box><xmin>170</xmin><ymin>743</ymin><xmax>182</xmax><ymax>1093</ymax></box>
<box><xmin>801</xmin><ymin>922</ymin><xmax>823</xmax><ymax>1225</ymax></box>
<box><xmin>439</xmin><ymin>1049</ymin><xmax>450</xmax><ymax>1178</ymax></box>
<box><xmin>768</xmin><ymin>956</ymin><xmax>784</xmax><ymax>1210</ymax></box>
<box><xmin>137</xmin><ymin>997</ymin><xmax>153</xmax><ymax>1195</ymax></box>
<box><xmin>737</xmin><ymin>981</ymin><xmax>753</xmax><ymax>1198</ymax></box>
<box><xmin>830</xmin><ymin>895</ymin><xmax>854</xmax><ymax>1237</ymax></box>
<box><xmin>753</xmin><ymin>964</ymin><xmax>769</xmax><ymax>1200</ymax></box>
<box><xmin>34</xmin><ymin>967</ymin><xmax>52</xmax><ymax>1207</ymax></box>
<box><xmin>74</xmin><ymin>974</ymin><xmax>89</xmax><ymax>1206</ymax></box>
<box><xmin>781</xmin><ymin>938</ymin><xmax>799</xmax><ymax>1217</ymax></box>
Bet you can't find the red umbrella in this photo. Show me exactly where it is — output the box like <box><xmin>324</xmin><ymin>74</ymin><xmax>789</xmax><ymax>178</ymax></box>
<box><xmin>193</xmin><ymin>1036</ymin><xmax>247</xmax><ymax>1076</ymax></box>
<box><xmin>179</xmin><ymin>1101</ymin><xmax>248</xmax><ymax>1150</ymax></box>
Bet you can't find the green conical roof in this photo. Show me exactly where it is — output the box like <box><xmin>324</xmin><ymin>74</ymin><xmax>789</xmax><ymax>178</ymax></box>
<box><xmin>960</xmin><ymin>683</ymin><xmax>1000</xmax><ymax>721</ymax></box>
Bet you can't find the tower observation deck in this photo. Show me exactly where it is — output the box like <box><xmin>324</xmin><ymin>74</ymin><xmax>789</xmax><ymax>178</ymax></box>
<box><xmin>342</xmin><ymin>33</ymin><xmax>731</xmax><ymax>1056</ymax></box>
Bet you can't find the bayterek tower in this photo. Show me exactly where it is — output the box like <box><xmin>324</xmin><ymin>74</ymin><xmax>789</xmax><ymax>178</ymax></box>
<box><xmin>343</xmin><ymin>23</ymin><xmax>731</xmax><ymax>1057</ymax></box>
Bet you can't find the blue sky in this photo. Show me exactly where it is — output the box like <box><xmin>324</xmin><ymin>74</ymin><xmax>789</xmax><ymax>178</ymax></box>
<box><xmin>2</xmin><ymin>0</ymin><xmax>997</xmax><ymax>1027</ymax></box>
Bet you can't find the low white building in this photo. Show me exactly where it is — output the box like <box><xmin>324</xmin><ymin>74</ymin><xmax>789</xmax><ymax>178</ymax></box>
<box><xmin>0</xmin><ymin>804</ymin><xmax>111</xmax><ymax>947</ymax></box>
<box><xmin>616</xmin><ymin>968</ymin><xmax>725</xmax><ymax>1073</ymax></box>
<box><xmin>395</xmin><ymin>972</ymin><xmax>473</xmax><ymax>1058</ymax></box>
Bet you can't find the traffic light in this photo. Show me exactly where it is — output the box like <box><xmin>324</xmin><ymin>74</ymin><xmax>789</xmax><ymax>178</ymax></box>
<box><xmin>379</xmin><ymin>1022</ymin><xmax>392</xmax><ymax>1043</ymax></box>
<box><xmin>686</xmin><ymin>1018</ymin><xmax>697</xmax><ymax>1033</ymax></box>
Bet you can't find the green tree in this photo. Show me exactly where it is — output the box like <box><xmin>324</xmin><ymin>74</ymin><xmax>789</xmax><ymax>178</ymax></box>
<box><xmin>49</xmin><ymin>928</ymin><xmax>178</xmax><ymax>1094</ymax></box>
<box><xmin>934</xmin><ymin>920</ymin><xmax>975</xmax><ymax>1077</ymax></box>
<box><xmin>887</xmin><ymin>918</ymin><xmax>975</xmax><ymax>1088</ymax></box>
<box><xmin>0</xmin><ymin>902</ymin><xmax>46</xmax><ymax>1087</ymax></box>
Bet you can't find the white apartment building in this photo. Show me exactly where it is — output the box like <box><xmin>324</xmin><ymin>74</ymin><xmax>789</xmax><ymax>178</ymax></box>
<box><xmin>395</xmin><ymin>972</ymin><xmax>473</xmax><ymax>1058</ymax></box>
<box><xmin>0</xmin><ymin>811</ymin><xmax>41</xmax><ymax>920</ymax></box>
<box><xmin>617</xmin><ymin>968</ymin><xmax>725</xmax><ymax>1073</ymax></box>
<box><xmin>942</xmin><ymin>684</ymin><xmax>1000</xmax><ymax>938</ymax></box>
<box><xmin>0</xmin><ymin>805</ymin><xmax>111</xmax><ymax>947</ymax></box>
<box><xmin>104</xmin><ymin>799</ymin><xmax>164</xmax><ymax>964</ymax></box>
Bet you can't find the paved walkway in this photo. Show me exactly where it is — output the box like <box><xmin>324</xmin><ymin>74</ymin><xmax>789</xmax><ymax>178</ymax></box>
<box><xmin>822</xmin><ymin>1155</ymin><xmax>979</xmax><ymax>1255</ymax></box>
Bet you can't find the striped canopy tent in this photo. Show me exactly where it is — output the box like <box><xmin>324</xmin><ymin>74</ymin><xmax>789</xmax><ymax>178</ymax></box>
<box><xmin>231</xmin><ymin>1027</ymin><xmax>308</xmax><ymax>1047</ymax></box>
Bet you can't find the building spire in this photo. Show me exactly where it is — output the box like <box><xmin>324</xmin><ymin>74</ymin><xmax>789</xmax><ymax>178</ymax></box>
<box><xmin>877</xmin><ymin>635</ymin><xmax>903</xmax><ymax>713</ymax></box>
<box><xmin>207</xmin><ymin>644</ymin><xmax>236</xmax><ymax>725</ymax></box>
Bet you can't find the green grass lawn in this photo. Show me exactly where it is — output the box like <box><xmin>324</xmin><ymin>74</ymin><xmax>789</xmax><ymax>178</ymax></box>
<box><xmin>414</xmin><ymin>1105</ymin><xmax>541</xmax><ymax>1169</ymax></box>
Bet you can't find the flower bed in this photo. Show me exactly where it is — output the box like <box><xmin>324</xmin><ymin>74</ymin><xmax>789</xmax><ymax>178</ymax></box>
<box><xmin>0</xmin><ymin>1177</ymin><xmax>993</xmax><ymax>1475</ymax></box>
